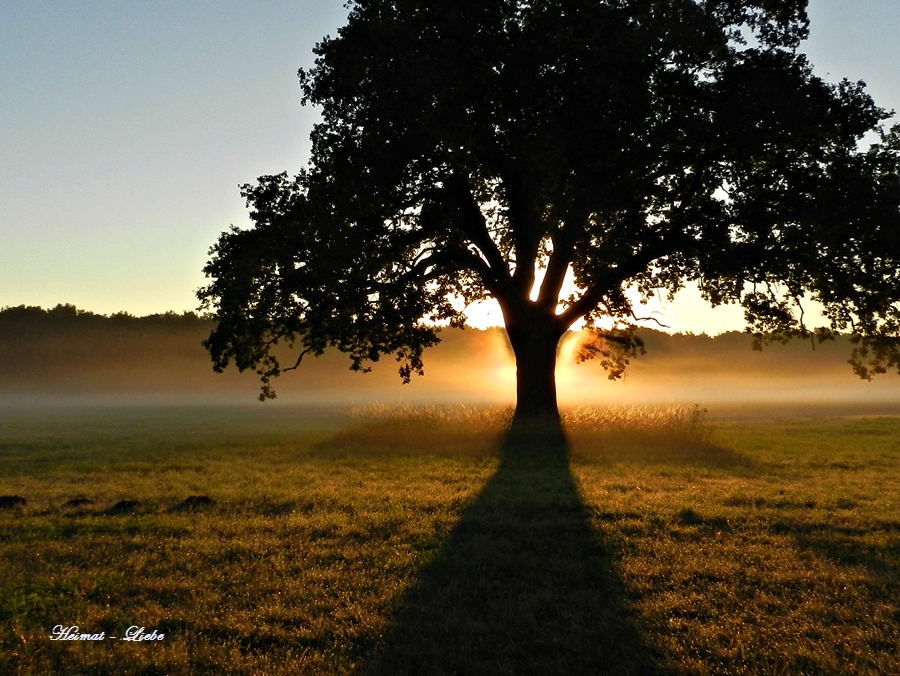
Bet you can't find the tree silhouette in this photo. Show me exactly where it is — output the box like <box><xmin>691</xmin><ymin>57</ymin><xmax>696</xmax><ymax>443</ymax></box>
<box><xmin>199</xmin><ymin>0</ymin><xmax>900</xmax><ymax>426</ymax></box>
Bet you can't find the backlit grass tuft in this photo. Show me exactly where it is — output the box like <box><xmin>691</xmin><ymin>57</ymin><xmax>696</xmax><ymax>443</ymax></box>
<box><xmin>350</xmin><ymin>403</ymin><xmax>514</xmax><ymax>427</ymax></box>
<box><xmin>349</xmin><ymin>402</ymin><xmax>712</xmax><ymax>440</ymax></box>
<box><xmin>564</xmin><ymin>403</ymin><xmax>711</xmax><ymax>440</ymax></box>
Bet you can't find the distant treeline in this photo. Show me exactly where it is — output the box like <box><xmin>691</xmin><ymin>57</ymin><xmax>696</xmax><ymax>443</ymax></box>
<box><xmin>0</xmin><ymin>304</ymin><xmax>215</xmax><ymax>371</ymax></box>
<box><xmin>0</xmin><ymin>305</ymin><xmax>220</xmax><ymax>400</ymax></box>
<box><xmin>0</xmin><ymin>304</ymin><xmax>208</xmax><ymax>329</ymax></box>
<box><xmin>1</xmin><ymin>304</ymin><xmax>898</xmax><ymax>405</ymax></box>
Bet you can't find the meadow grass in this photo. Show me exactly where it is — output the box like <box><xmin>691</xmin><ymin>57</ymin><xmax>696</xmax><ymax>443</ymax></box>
<box><xmin>0</xmin><ymin>404</ymin><xmax>898</xmax><ymax>674</ymax></box>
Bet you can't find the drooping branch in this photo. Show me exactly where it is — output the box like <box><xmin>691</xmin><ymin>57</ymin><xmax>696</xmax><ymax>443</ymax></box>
<box><xmin>282</xmin><ymin>347</ymin><xmax>314</xmax><ymax>372</ymax></box>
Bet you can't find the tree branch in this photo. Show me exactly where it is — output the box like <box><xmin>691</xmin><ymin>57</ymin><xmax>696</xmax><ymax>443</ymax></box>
<box><xmin>443</xmin><ymin>173</ymin><xmax>515</xmax><ymax>299</ymax></box>
<box><xmin>504</xmin><ymin>176</ymin><xmax>544</xmax><ymax>298</ymax></box>
<box><xmin>283</xmin><ymin>347</ymin><xmax>314</xmax><ymax>372</ymax></box>
<box><xmin>556</xmin><ymin>234</ymin><xmax>680</xmax><ymax>328</ymax></box>
<box><xmin>536</xmin><ymin>207</ymin><xmax>585</xmax><ymax>312</ymax></box>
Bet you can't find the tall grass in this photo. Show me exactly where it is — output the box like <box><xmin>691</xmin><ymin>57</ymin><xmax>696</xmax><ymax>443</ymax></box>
<box><xmin>351</xmin><ymin>403</ymin><xmax>711</xmax><ymax>438</ymax></box>
<box><xmin>349</xmin><ymin>403</ymin><xmax>513</xmax><ymax>427</ymax></box>
<box><xmin>564</xmin><ymin>404</ymin><xmax>712</xmax><ymax>440</ymax></box>
<box><xmin>347</xmin><ymin>403</ymin><xmax>715</xmax><ymax>464</ymax></box>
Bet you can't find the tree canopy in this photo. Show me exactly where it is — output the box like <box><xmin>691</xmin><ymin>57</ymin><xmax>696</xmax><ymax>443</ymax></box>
<box><xmin>199</xmin><ymin>0</ymin><xmax>900</xmax><ymax>421</ymax></box>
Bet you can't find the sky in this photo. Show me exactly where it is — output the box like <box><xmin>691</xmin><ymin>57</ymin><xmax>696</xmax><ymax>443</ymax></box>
<box><xmin>2</xmin><ymin>0</ymin><xmax>899</xmax><ymax>334</ymax></box>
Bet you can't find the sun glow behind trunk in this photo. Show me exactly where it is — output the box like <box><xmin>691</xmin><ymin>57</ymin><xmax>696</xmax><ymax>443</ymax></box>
<box><xmin>472</xmin><ymin>328</ymin><xmax>618</xmax><ymax>403</ymax></box>
<box><xmin>461</xmin><ymin>268</ymin><xmax>777</xmax><ymax>338</ymax></box>
<box><xmin>556</xmin><ymin>331</ymin><xmax>592</xmax><ymax>390</ymax></box>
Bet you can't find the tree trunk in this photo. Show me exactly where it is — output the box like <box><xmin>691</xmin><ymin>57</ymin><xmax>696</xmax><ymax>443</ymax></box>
<box><xmin>501</xmin><ymin>303</ymin><xmax>566</xmax><ymax>431</ymax></box>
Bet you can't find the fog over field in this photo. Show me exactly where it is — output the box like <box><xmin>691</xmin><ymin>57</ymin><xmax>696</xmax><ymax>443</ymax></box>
<box><xmin>3</xmin><ymin>305</ymin><xmax>900</xmax><ymax>410</ymax></box>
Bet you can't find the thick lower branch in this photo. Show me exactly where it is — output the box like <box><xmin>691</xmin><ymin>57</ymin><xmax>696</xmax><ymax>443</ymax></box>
<box><xmin>504</xmin><ymin>178</ymin><xmax>544</xmax><ymax>298</ymax></box>
<box><xmin>556</xmin><ymin>233</ymin><xmax>682</xmax><ymax>327</ymax></box>
<box><xmin>445</xmin><ymin>173</ymin><xmax>511</xmax><ymax>280</ymax></box>
<box><xmin>537</xmin><ymin>209</ymin><xmax>586</xmax><ymax>311</ymax></box>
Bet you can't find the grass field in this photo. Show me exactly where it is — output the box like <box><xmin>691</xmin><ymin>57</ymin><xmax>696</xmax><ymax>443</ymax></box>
<box><xmin>1</xmin><ymin>404</ymin><xmax>899</xmax><ymax>675</ymax></box>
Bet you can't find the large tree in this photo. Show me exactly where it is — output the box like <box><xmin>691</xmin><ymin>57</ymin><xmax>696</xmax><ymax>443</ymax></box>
<box><xmin>199</xmin><ymin>0</ymin><xmax>900</xmax><ymax>426</ymax></box>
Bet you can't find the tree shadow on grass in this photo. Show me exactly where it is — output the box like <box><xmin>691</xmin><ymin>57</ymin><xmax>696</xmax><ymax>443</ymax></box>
<box><xmin>568</xmin><ymin>431</ymin><xmax>757</xmax><ymax>471</ymax></box>
<box><xmin>777</xmin><ymin>518</ymin><xmax>900</xmax><ymax>579</ymax></box>
<box><xmin>358</xmin><ymin>427</ymin><xmax>666</xmax><ymax>676</ymax></box>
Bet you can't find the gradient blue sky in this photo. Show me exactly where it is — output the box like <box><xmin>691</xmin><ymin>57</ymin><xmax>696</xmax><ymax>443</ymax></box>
<box><xmin>2</xmin><ymin>1</ymin><xmax>898</xmax><ymax>333</ymax></box>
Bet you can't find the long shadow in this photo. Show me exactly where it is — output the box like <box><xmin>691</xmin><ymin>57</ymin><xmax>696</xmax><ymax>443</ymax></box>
<box><xmin>358</xmin><ymin>427</ymin><xmax>665</xmax><ymax>675</ymax></box>
<box><xmin>780</xmin><ymin>517</ymin><xmax>900</xmax><ymax>577</ymax></box>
